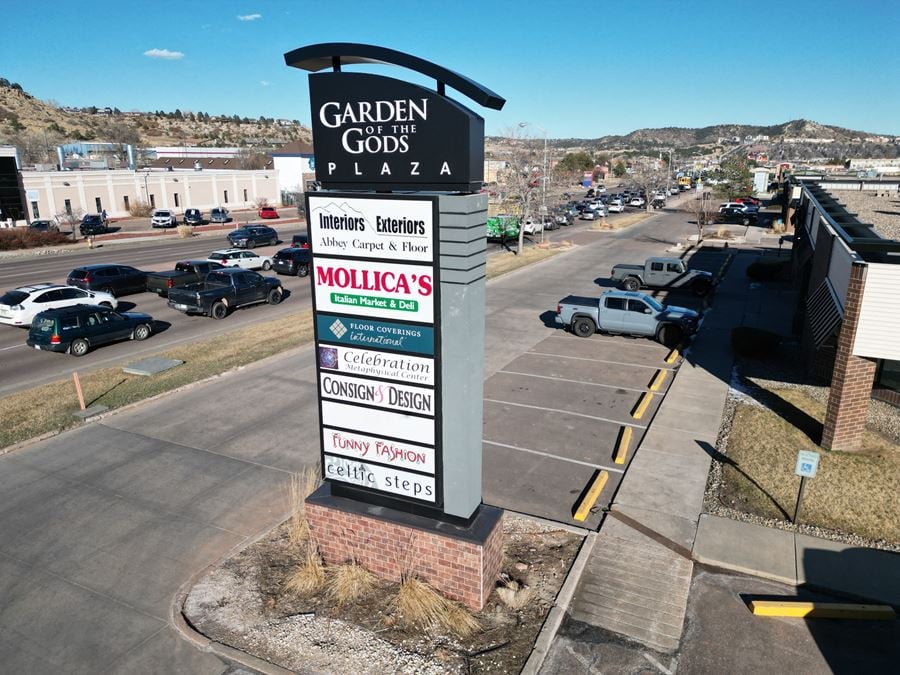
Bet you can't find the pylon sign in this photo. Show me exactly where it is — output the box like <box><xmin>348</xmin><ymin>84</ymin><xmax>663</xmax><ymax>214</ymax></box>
<box><xmin>288</xmin><ymin>43</ymin><xmax>504</xmax><ymax>519</ymax></box>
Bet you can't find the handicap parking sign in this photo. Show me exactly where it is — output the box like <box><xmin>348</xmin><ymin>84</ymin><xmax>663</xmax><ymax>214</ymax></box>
<box><xmin>795</xmin><ymin>450</ymin><xmax>820</xmax><ymax>478</ymax></box>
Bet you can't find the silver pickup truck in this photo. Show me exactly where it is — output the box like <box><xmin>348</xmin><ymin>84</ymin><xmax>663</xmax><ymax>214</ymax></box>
<box><xmin>611</xmin><ymin>256</ymin><xmax>713</xmax><ymax>295</ymax></box>
<box><xmin>556</xmin><ymin>290</ymin><xmax>699</xmax><ymax>346</ymax></box>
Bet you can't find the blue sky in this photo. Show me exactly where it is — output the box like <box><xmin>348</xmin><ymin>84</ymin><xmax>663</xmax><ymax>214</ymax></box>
<box><xmin>3</xmin><ymin>0</ymin><xmax>899</xmax><ymax>138</ymax></box>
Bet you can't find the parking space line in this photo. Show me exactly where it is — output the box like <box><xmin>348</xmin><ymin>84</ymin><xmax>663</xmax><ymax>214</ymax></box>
<box><xmin>547</xmin><ymin>334</ymin><xmax>668</xmax><ymax>350</ymax></box>
<box><xmin>528</xmin><ymin>352</ymin><xmax>675</xmax><ymax>371</ymax></box>
<box><xmin>483</xmin><ymin>440</ymin><xmax>625</xmax><ymax>474</ymax></box>
<box><xmin>485</xmin><ymin>398</ymin><xmax>647</xmax><ymax>428</ymax></box>
<box><xmin>498</xmin><ymin>370</ymin><xmax>648</xmax><ymax>393</ymax></box>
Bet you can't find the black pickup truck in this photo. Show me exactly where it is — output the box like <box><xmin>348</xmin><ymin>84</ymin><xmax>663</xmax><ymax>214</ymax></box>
<box><xmin>167</xmin><ymin>268</ymin><xmax>283</xmax><ymax>319</ymax></box>
<box><xmin>145</xmin><ymin>261</ymin><xmax>224</xmax><ymax>297</ymax></box>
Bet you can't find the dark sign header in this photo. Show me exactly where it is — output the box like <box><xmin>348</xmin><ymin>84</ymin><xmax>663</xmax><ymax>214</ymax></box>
<box><xmin>308</xmin><ymin>72</ymin><xmax>484</xmax><ymax>191</ymax></box>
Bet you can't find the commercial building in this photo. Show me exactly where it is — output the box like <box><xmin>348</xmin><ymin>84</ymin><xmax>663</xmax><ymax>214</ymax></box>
<box><xmin>789</xmin><ymin>178</ymin><xmax>900</xmax><ymax>451</ymax></box>
<box><xmin>269</xmin><ymin>140</ymin><xmax>315</xmax><ymax>203</ymax></box>
<box><xmin>21</xmin><ymin>168</ymin><xmax>278</xmax><ymax>221</ymax></box>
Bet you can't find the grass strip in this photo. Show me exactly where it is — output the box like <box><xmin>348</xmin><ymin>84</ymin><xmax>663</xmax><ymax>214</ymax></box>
<box><xmin>0</xmin><ymin>310</ymin><xmax>314</xmax><ymax>449</ymax></box>
<box><xmin>486</xmin><ymin>245</ymin><xmax>562</xmax><ymax>279</ymax></box>
<box><xmin>721</xmin><ymin>387</ymin><xmax>900</xmax><ymax>543</ymax></box>
<box><xmin>591</xmin><ymin>211</ymin><xmax>654</xmax><ymax>231</ymax></box>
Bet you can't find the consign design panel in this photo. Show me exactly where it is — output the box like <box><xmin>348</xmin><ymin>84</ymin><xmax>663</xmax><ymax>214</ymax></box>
<box><xmin>309</xmin><ymin>193</ymin><xmax>441</xmax><ymax>506</ymax></box>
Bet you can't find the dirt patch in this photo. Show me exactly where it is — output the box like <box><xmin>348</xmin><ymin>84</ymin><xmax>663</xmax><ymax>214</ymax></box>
<box><xmin>184</xmin><ymin>515</ymin><xmax>583</xmax><ymax>674</ymax></box>
<box><xmin>486</xmin><ymin>244</ymin><xmax>567</xmax><ymax>279</ymax></box>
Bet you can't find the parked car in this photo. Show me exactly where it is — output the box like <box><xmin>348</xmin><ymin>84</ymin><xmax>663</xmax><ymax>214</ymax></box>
<box><xmin>608</xmin><ymin>200</ymin><xmax>626</xmax><ymax>213</ymax></box>
<box><xmin>145</xmin><ymin>261</ymin><xmax>225</xmax><ymax>297</ymax></box>
<box><xmin>734</xmin><ymin>197</ymin><xmax>761</xmax><ymax>207</ymax></box>
<box><xmin>183</xmin><ymin>208</ymin><xmax>205</xmax><ymax>225</ymax></box>
<box><xmin>151</xmin><ymin>209</ymin><xmax>177</xmax><ymax>228</ymax></box>
<box><xmin>27</xmin><ymin>304</ymin><xmax>154</xmax><ymax>356</ymax></box>
<box><xmin>272</xmin><ymin>247</ymin><xmax>312</xmax><ymax>277</ymax></box>
<box><xmin>628</xmin><ymin>197</ymin><xmax>646</xmax><ymax>208</ymax></box>
<box><xmin>291</xmin><ymin>233</ymin><xmax>311</xmax><ymax>249</ymax></box>
<box><xmin>718</xmin><ymin>206</ymin><xmax>758</xmax><ymax>225</ymax></box>
<box><xmin>28</xmin><ymin>219</ymin><xmax>58</xmax><ymax>233</ymax></box>
<box><xmin>718</xmin><ymin>202</ymin><xmax>759</xmax><ymax>213</ymax></box>
<box><xmin>579</xmin><ymin>209</ymin><xmax>597</xmax><ymax>221</ymax></box>
<box><xmin>210</xmin><ymin>207</ymin><xmax>231</xmax><ymax>224</ymax></box>
<box><xmin>227</xmin><ymin>225</ymin><xmax>278</xmax><ymax>248</ymax></box>
<box><xmin>611</xmin><ymin>256</ymin><xmax>714</xmax><ymax>295</ymax></box>
<box><xmin>555</xmin><ymin>290</ymin><xmax>699</xmax><ymax>347</ymax></box>
<box><xmin>207</xmin><ymin>248</ymin><xmax>273</xmax><ymax>270</ymax></box>
<box><xmin>79</xmin><ymin>214</ymin><xmax>110</xmax><ymax>236</ymax></box>
<box><xmin>67</xmin><ymin>264</ymin><xmax>148</xmax><ymax>297</ymax></box>
<box><xmin>0</xmin><ymin>283</ymin><xmax>117</xmax><ymax>327</ymax></box>
<box><xmin>167</xmin><ymin>268</ymin><xmax>283</xmax><ymax>319</ymax></box>
<box><xmin>258</xmin><ymin>206</ymin><xmax>279</xmax><ymax>219</ymax></box>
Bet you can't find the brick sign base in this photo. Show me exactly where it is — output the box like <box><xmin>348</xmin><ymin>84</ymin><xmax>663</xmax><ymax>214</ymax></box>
<box><xmin>306</xmin><ymin>484</ymin><xmax>504</xmax><ymax>610</ymax></box>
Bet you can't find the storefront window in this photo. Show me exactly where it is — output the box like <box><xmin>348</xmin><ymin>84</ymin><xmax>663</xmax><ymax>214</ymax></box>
<box><xmin>876</xmin><ymin>360</ymin><xmax>900</xmax><ymax>392</ymax></box>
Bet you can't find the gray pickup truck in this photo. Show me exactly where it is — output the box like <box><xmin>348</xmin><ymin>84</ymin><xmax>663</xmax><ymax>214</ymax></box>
<box><xmin>610</xmin><ymin>256</ymin><xmax>713</xmax><ymax>295</ymax></box>
<box><xmin>556</xmin><ymin>290</ymin><xmax>699</xmax><ymax>346</ymax></box>
<box><xmin>167</xmin><ymin>268</ymin><xmax>282</xmax><ymax>319</ymax></box>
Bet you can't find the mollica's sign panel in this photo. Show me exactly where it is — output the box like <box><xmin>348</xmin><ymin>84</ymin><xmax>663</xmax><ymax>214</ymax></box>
<box><xmin>308</xmin><ymin>195</ymin><xmax>435</xmax><ymax>262</ymax></box>
<box><xmin>313</xmin><ymin>258</ymin><xmax>435</xmax><ymax>322</ymax></box>
<box><xmin>310</xmin><ymin>193</ymin><xmax>441</xmax><ymax>507</ymax></box>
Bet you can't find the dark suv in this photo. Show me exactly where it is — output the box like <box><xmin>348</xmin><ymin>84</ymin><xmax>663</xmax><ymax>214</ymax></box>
<box><xmin>227</xmin><ymin>225</ymin><xmax>278</xmax><ymax>248</ymax></box>
<box><xmin>272</xmin><ymin>247</ymin><xmax>311</xmax><ymax>277</ymax></box>
<box><xmin>67</xmin><ymin>264</ymin><xmax>147</xmax><ymax>297</ymax></box>
<box><xmin>183</xmin><ymin>208</ymin><xmax>204</xmax><ymax>225</ymax></box>
<box><xmin>27</xmin><ymin>305</ymin><xmax>154</xmax><ymax>357</ymax></box>
<box><xmin>80</xmin><ymin>214</ymin><xmax>110</xmax><ymax>236</ymax></box>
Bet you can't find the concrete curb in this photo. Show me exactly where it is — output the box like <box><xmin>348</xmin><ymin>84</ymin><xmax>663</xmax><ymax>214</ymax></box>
<box><xmin>521</xmin><ymin>530</ymin><xmax>598</xmax><ymax>675</ymax></box>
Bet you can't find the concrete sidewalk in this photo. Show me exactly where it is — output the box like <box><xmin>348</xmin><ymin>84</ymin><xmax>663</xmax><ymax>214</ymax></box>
<box><xmin>553</xmin><ymin>248</ymin><xmax>899</xmax><ymax>661</ymax></box>
<box><xmin>694</xmin><ymin>514</ymin><xmax>900</xmax><ymax>606</ymax></box>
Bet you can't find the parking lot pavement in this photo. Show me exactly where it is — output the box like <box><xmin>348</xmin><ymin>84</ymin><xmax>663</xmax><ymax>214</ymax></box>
<box><xmin>482</xmin><ymin>331</ymin><xmax>675</xmax><ymax>528</ymax></box>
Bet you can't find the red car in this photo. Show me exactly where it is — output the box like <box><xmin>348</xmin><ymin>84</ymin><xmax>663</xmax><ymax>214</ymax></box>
<box><xmin>258</xmin><ymin>206</ymin><xmax>279</xmax><ymax>219</ymax></box>
<box><xmin>734</xmin><ymin>197</ymin><xmax>761</xmax><ymax>207</ymax></box>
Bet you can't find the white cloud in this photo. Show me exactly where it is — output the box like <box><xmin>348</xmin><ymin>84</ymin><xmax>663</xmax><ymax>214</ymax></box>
<box><xmin>260</xmin><ymin>80</ymin><xmax>271</xmax><ymax>86</ymax></box>
<box><xmin>144</xmin><ymin>48</ymin><xmax>184</xmax><ymax>60</ymax></box>
<box><xmin>237</xmin><ymin>13</ymin><xmax>261</xmax><ymax>21</ymax></box>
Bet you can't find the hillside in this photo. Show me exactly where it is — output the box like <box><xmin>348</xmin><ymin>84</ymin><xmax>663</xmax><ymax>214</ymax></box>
<box><xmin>0</xmin><ymin>78</ymin><xmax>312</xmax><ymax>164</ymax></box>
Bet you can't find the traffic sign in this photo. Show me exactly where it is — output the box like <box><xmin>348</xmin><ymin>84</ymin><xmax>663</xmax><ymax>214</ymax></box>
<box><xmin>795</xmin><ymin>450</ymin><xmax>820</xmax><ymax>478</ymax></box>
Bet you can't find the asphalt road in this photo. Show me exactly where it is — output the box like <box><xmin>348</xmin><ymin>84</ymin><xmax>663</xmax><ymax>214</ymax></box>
<box><xmin>0</xmin><ymin>193</ymin><xmax>675</xmax><ymax>396</ymax></box>
<box><xmin>0</xmin><ymin>225</ymin><xmax>308</xmax><ymax>396</ymax></box>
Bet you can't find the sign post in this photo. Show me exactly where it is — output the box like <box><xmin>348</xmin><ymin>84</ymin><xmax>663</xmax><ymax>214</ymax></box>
<box><xmin>287</xmin><ymin>43</ymin><xmax>506</xmax><ymax>609</ymax></box>
<box><xmin>792</xmin><ymin>449</ymin><xmax>820</xmax><ymax>523</ymax></box>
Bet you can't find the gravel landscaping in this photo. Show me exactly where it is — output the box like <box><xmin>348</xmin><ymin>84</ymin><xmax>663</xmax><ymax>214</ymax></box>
<box><xmin>827</xmin><ymin>190</ymin><xmax>900</xmax><ymax>240</ymax></box>
<box><xmin>184</xmin><ymin>514</ymin><xmax>583</xmax><ymax>674</ymax></box>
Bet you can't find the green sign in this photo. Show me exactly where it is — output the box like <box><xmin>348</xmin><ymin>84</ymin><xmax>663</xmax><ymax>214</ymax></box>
<box><xmin>331</xmin><ymin>292</ymin><xmax>419</xmax><ymax>312</ymax></box>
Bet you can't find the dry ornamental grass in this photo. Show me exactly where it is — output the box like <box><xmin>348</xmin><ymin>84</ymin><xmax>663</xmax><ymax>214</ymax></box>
<box><xmin>394</xmin><ymin>576</ymin><xmax>480</xmax><ymax>638</ymax></box>
<box><xmin>285</xmin><ymin>544</ymin><xmax>326</xmax><ymax>597</ymax></box>
<box><xmin>326</xmin><ymin>563</ymin><xmax>377</xmax><ymax>606</ymax></box>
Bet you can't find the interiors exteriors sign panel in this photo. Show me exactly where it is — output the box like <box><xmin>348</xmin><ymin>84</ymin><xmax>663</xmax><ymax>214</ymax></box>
<box><xmin>308</xmin><ymin>193</ymin><xmax>441</xmax><ymax>505</ymax></box>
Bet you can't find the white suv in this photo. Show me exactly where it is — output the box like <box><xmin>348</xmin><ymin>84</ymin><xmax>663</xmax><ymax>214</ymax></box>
<box><xmin>207</xmin><ymin>249</ymin><xmax>273</xmax><ymax>271</ymax></box>
<box><xmin>151</xmin><ymin>209</ymin><xmax>177</xmax><ymax>228</ymax></box>
<box><xmin>0</xmin><ymin>283</ymin><xmax>117</xmax><ymax>326</ymax></box>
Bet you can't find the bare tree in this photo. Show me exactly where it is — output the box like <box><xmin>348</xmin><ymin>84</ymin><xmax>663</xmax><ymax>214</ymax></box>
<box><xmin>495</xmin><ymin>126</ymin><xmax>542</xmax><ymax>254</ymax></box>
<box><xmin>683</xmin><ymin>191</ymin><xmax>713</xmax><ymax>243</ymax></box>
<box><xmin>628</xmin><ymin>160</ymin><xmax>668</xmax><ymax>212</ymax></box>
<box><xmin>55</xmin><ymin>208</ymin><xmax>84</xmax><ymax>240</ymax></box>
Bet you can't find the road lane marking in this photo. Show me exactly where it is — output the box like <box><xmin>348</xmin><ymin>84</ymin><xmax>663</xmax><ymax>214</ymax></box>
<box><xmin>528</xmin><ymin>351</ymin><xmax>675</xmax><ymax>371</ymax></box>
<box><xmin>482</xmin><ymin>440</ymin><xmax>624</xmax><ymax>473</ymax></box>
<box><xmin>547</xmin><ymin>333</ymin><xmax>669</xmax><ymax>350</ymax></box>
<box><xmin>498</xmin><ymin>370</ymin><xmax>647</xmax><ymax>393</ymax></box>
<box><xmin>484</xmin><ymin>398</ymin><xmax>647</xmax><ymax>428</ymax></box>
<box><xmin>0</xmin><ymin>343</ymin><xmax>25</xmax><ymax>351</ymax></box>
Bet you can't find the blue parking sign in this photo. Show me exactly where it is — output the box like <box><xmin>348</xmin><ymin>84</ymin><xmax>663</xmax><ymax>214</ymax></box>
<box><xmin>795</xmin><ymin>450</ymin><xmax>820</xmax><ymax>478</ymax></box>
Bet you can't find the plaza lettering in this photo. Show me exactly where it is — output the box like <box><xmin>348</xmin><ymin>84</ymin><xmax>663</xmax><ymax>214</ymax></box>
<box><xmin>375</xmin><ymin>215</ymin><xmax>425</xmax><ymax>235</ymax></box>
<box><xmin>318</xmin><ymin>212</ymin><xmax>366</xmax><ymax>231</ymax></box>
<box><xmin>317</xmin><ymin>265</ymin><xmax>432</xmax><ymax>296</ymax></box>
<box><xmin>319</xmin><ymin>99</ymin><xmax>428</xmax><ymax>129</ymax></box>
<box><xmin>322</xmin><ymin>375</ymin><xmax>433</xmax><ymax>413</ymax></box>
<box><xmin>328</xmin><ymin>430</ymin><xmax>429</xmax><ymax>466</ymax></box>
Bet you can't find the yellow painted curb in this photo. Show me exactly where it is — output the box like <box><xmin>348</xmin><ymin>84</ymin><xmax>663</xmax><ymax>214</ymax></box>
<box><xmin>573</xmin><ymin>471</ymin><xmax>608</xmax><ymax>522</ymax></box>
<box><xmin>649</xmin><ymin>369</ymin><xmax>667</xmax><ymax>392</ymax></box>
<box><xmin>750</xmin><ymin>601</ymin><xmax>897</xmax><ymax>620</ymax></box>
<box><xmin>632</xmin><ymin>392</ymin><xmax>653</xmax><ymax>420</ymax></box>
<box><xmin>665</xmin><ymin>348</ymin><xmax>679</xmax><ymax>364</ymax></box>
<box><xmin>614</xmin><ymin>426</ymin><xmax>632</xmax><ymax>465</ymax></box>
